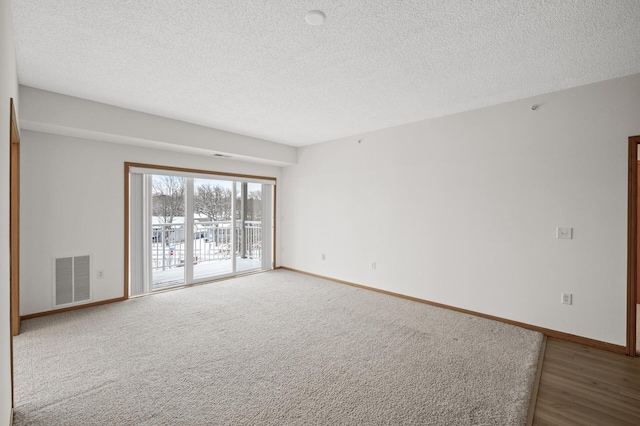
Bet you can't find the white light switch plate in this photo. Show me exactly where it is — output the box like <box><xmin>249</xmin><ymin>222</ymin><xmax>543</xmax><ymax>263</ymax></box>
<box><xmin>556</xmin><ymin>227</ymin><xmax>573</xmax><ymax>239</ymax></box>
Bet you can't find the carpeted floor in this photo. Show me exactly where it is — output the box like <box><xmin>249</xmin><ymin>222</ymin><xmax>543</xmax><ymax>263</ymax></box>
<box><xmin>13</xmin><ymin>270</ymin><xmax>543</xmax><ymax>425</ymax></box>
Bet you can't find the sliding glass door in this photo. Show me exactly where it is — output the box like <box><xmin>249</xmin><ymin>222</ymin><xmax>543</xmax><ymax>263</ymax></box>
<box><xmin>128</xmin><ymin>165</ymin><xmax>275</xmax><ymax>296</ymax></box>
<box><xmin>151</xmin><ymin>174</ymin><xmax>186</xmax><ymax>289</ymax></box>
<box><xmin>192</xmin><ymin>177</ymin><xmax>233</xmax><ymax>281</ymax></box>
<box><xmin>236</xmin><ymin>182</ymin><xmax>265</xmax><ymax>273</ymax></box>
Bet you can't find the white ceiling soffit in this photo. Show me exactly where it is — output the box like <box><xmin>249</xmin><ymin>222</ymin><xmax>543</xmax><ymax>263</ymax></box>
<box><xmin>12</xmin><ymin>1</ymin><xmax>640</xmax><ymax>147</ymax></box>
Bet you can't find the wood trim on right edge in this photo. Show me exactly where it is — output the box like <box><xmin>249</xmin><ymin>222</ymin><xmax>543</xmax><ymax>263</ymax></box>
<box><xmin>273</xmin><ymin>184</ymin><xmax>277</xmax><ymax>269</ymax></box>
<box><xmin>281</xmin><ymin>267</ymin><xmax>627</xmax><ymax>355</ymax></box>
<box><xmin>628</xmin><ymin>136</ymin><xmax>639</xmax><ymax>356</ymax></box>
<box><xmin>10</xmin><ymin>97</ymin><xmax>20</xmax><ymax>337</ymax></box>
<box><xmin>123</xmin><ymin>163</ymin><xmax>130</xmax><ymax>301</ymax></box>
<box><xmin>9</xmin><ymin>98</ymin><xmax>19</xmax><ymax>411</ymax></box>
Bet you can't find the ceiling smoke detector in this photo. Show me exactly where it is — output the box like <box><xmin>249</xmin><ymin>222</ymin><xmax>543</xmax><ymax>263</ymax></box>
<box><xmin>305</xmin><ymin>10</ymin><xmax>326</xmax><ymax>26</ymax></box>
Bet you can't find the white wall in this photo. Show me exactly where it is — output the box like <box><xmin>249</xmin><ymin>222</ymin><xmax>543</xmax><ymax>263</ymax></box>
<box><xmin>0</xmin><ymin>0</ymin><xmax>18</xmax><ymax>422</ymax></box>
<box><xmin>282</xmin><ymin>73</ymin><xmax>640</xmax><ymax>346</ymax></box>
<box><xmin>20</xmin><ymin>131</ymin><xmax>282</xmax><ymax>316</ymax></box>
<box><xmin>19</xmin><ymin>86</ymin><xmax>297</xmax><ymax>166</ymax></box>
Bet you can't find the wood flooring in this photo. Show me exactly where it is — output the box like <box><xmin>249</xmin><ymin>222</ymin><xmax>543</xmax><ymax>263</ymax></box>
<box><xmin>533</xmin><ymin>338</ymin><xmax>640</xmax><ymax>425</ymax></box>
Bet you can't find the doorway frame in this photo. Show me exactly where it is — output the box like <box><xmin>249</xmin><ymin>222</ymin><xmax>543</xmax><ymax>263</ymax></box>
<box><xmin>627</xmin><ymin>136</ymin><xmax>639</xmax><ymax>356</ymax></box>
<box><xmin>124</xmin><ymin>162</ymin><xmax>277</xmax><ymax>297</ymax></box>
<box><xmin>10</xmin><ymin>98</ymin><xmax>20</xmax><ymax>335</ymax></box>
<box><xmin>9</xmin><ymin>98</ymin><xmax>20</xmax><ymax>407</ymax></box>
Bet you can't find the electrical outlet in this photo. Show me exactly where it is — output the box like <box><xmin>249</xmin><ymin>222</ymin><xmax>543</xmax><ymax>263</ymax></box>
<box><xmin>371</xmin><ymin>261</ymin><xmax>376</xmax><ymax>270</ymax></box>
<box><xmin>97</xmin><ymin>269</ymin><xmax>105</xmax><ymax>279</ymax></box>
<box><xmin>321</xmin><ymin>253</ymin><xmax>326</xmax><ymax>261</ymax></box>
<box><xmin>561</xmin><ymin>292</ymin><xmax>572</xmax><ymax>305</ymax></box>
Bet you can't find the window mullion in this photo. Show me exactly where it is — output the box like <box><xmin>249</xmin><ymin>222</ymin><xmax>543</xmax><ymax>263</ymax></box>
<box><xmin>185</xmin><ymin>178</ymin><xmax>194</xmax><ymax>283</ymax></box>
<box><xmin>231</xmin><ymin>182</ymin><xmax>237</xmax><ymax>273</ymax></box>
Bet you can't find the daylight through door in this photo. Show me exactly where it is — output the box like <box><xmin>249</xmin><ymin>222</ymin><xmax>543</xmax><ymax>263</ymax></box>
<box><xmin>128</xmin><ymin>165</ymin><xmax>275</xmax><ymax>296</ymax></box>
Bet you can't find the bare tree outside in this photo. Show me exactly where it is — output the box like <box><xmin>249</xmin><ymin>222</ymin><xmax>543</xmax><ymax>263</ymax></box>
<box><xmin>152</xmin><ymin>175</ymin><xmax>185</xmax><ymax>223</ymax></box>
<box><xmin>148</xmin><ymin>175</ymin><xmax>269</xmax><ymax>287</ymax></box>
<box><xmin>246</xmin><ymin>190</ymin><xmax>262</xmax><ymax>220</ymax></box>
<box><xmin>194</xmin><ymin>183</ymin><xmax>232</xmax><ymax>221</ymax></box>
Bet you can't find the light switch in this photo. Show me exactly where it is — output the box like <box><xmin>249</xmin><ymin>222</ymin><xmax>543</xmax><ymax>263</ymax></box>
<box><xmin>556</xmin><ymin>227</ymin><xmax>573</xmax><ymax>239</ymax></box>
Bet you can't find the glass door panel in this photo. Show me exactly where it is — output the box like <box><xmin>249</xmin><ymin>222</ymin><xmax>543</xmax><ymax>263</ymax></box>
<box><xmin>193</xmin><ymin>178</ymin><xmax>233</xmax><ymax>280</ymax></box>
<box><xmin>130</xmin><ymin>164</ymin><xmax>275</xmax><ymax>297</ymax></box>
<box><xmin>236</xmin><ymin>182</ymin><xmax>263</xmax><ymax>273</ymax></box>
<box><xmin>151</xmin><ymin>174</ymin><xmax>186</xmax><ymax>289</ymax></box>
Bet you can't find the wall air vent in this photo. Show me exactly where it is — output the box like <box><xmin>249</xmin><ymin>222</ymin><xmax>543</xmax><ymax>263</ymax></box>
<box><xmin>54</xmin><ymin>255</ymin><xmax>92</xmax><ymax>307</ymax></box>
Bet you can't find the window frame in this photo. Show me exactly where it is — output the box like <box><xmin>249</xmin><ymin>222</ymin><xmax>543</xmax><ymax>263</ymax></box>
<box><xmin>124</xmin><ymin>162</ymin><xmax>277</xmax><ymax>298</ymax></box>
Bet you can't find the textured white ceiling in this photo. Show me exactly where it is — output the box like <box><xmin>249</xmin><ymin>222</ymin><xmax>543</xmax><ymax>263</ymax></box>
<box><xmin>11</xmin><ymin>0</ymin><xmax>640</xmax><ymax>147</ymax></box>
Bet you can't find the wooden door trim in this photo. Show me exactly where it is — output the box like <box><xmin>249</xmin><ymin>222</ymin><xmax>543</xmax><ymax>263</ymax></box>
<box><xmin>10</xmin><ymin>98</ymin><xmax>20</xmax><ymax>337</ymax></box>
<box><xmin>123</xmin><ymin>162</ymin><xmax>278</xmax><ymax>297</ymax></box>
<box><xmin>638</xmin><ymin>160</ymin><xmax>640</xmax><ymax>306</ymax></box>
<box><xmin>627</xmin><ymin>136</ymin><xmax>639</xmax><ymax>356</ymax></box>
<box><xmin>9</xmin><ymin>98</ymin><xmax>20</xmax><ymax>409</ymax></box>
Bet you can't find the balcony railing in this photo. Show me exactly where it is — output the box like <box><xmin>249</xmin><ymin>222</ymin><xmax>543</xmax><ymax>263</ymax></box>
<box><xmin>151</xmin><ymin>220</ymin><xmax>261</xmax><ymax>271</ymax></box>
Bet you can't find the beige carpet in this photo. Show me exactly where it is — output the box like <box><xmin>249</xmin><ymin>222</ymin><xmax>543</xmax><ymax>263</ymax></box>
<box><xmin>13</xmin><ymin>270</ymin><xmax>542</xmax><ymax>425</ymax></box>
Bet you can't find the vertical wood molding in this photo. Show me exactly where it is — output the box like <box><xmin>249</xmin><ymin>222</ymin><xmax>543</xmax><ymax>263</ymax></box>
<box><xmin>10</xmin><ymin>98</ymin><xmax>20</xmax><ymax>337</ymax></box>
<box><xmin>638</xmin><ymin>160</ymin><xmax>640</xmax><ymax>306</ymax></box>
<box><xmin>123</xmin><ymin>163</ymin><xmax>130</xmax><ymax>300</ymax></box>
<box><xmin>9</xmin><ymin>98</ymin><xmax>20</xmax><ymax>410</ymax></box>
<box><xmin>273</xmin><ymin>184</ymin><xmax>277</xmax><ymax>268</ymax></box>
<box><xmin>628</xmin><ymin>136</ymin><xmax>639</xmax><ymax>356</ymax></box>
